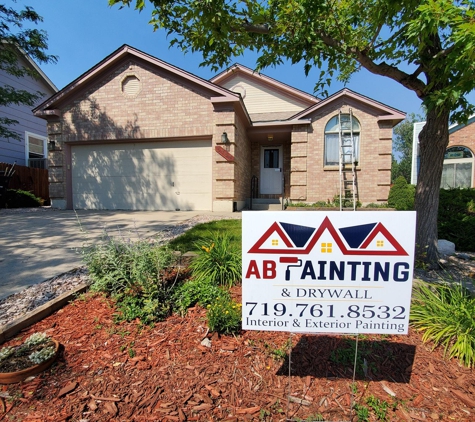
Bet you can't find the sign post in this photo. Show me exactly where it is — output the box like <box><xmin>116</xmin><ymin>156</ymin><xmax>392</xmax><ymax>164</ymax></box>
<box><xmin>242</xmin><ymin>211</ymin><xmax>416</xmax><ymax>335</ymax></box>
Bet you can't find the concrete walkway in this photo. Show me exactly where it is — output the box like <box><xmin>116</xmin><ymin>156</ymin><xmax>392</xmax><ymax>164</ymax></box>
<box><xmin>0</xmin><ymin>209</ymin><xmax>238</xmax><ymax>300</ymax></box>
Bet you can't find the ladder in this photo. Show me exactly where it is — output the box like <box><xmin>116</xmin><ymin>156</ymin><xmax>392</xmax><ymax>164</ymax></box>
<box><xmin>338</xmin><ymin>109</ymin><xmax>357</xmax><ymax>211</ymax></box>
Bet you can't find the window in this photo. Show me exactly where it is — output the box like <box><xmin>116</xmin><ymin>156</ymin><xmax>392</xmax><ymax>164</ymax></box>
<box><xmin>264</xmin><ymin>149</ymin><xmax>279</xmax><ymax>168</ymax></box>
<box><xmin>324</xmin><ymin>114</ymin><xmax>360</xmax><ymax>166</ymax></box>
<box><xmin>441</xmin><ymin>146</ymin><xmax>473</xmax><ymax>188</ymax></box>
<box><xmin>25</xmin><ymin>132</ymin><xmax>47</xmax><ymax>169</ymax></box>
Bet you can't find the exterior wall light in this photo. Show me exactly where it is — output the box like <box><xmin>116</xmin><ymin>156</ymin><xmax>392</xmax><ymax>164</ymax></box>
<box><xmin>48</xmin><ymin>140</ymin><xmax>56</xmax><ymax>151</ymax></box>
<box><xmin>221</xmin><ymin>132</ymin><xmax>229</xmax><ymax>143</ymax></box>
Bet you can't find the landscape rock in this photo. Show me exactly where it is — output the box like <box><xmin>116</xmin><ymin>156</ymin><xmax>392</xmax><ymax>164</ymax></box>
<box><xmin>438</xmin><ymin>239</ymin><xmax>455</xmax><ymax>256</ymax></box>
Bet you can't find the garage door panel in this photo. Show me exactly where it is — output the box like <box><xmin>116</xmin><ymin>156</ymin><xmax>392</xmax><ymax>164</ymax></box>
<box><xmin>72</xmin><ymin>140</ymin><xmax>212</xmax><ymax>210</ymax></box>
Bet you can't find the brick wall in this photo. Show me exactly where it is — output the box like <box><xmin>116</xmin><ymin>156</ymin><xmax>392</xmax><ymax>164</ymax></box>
<box><xmin>447</xmin><ymin>121</ymin><xmax>475</xmax><ymax>186</ymax></box>
<box><xmin>291</xmin><ymin>100</ymin><xmax>393</xmax><ymax>205</ymax></box>
<box><xmin>46</xmin><ymin>58</ymin><xmax>228</xmax><ymax>208</ymax></box>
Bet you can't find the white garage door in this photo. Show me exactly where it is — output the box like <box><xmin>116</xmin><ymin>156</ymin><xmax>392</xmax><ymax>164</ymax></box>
<box><xmin>71</xmin><ymin>140</ymin><xmax>212</xmax><ymax>210</ymax></box>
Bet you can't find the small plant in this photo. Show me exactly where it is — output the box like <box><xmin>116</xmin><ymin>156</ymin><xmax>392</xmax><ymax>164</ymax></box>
<box><xmin>354</xmin><ymin>402</ymin><xmax>370</xmax><ymax>422</ymax></box>
<box><xmin>410</xmin><ymin>282</ymin><xmax>475</xmax><ymax>367</ymax></box>
<box><xmin>173</xmin><ymin>278</ymin><xmax>229</xmax><ymax>315</ymax></box>
<box><xmin>28</xmin><ymin>347</ymin><xmax>56</xmax><ymax>365</ymax></box>
<box><xmin>190</xmin><ymin>232</ymin><xmax>241</xmax><ymax>288</ymax></box>
<box><xmin>83</xmin><ymin>236</ymin><xmax>181</xmax><ymax>324</ymax></box>
<box><xmin>366</xmin><ymin>395</ymin><xmax>389</xmax><ymax>421</ymax></box>
<box><xmin>206</xmin><ymin>296</ymin><xmax>242</xmax><ymax>334</ymax></box>
<box><xmin>387</xmin><ymin>176</ymin><xmax>415</xmax><ymax>210</ymax></box>
<box><xmin>24</xmin><ymin>332</ymin><xmax>49</xmax><ymax>347</ymax></box>
<box><xmin>6</xmin><ymin>189</ymin><xmax>42</xmax><ymax>208</ymax></box>
<box><xmin>0</xmin><ymin>332</ymin><xmax>56</xmax><ymax>373</ymax></box>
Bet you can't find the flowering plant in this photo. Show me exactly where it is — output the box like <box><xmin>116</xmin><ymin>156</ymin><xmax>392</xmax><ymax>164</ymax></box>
<box><xmin>206</xmin><ymin>296</ymin><xmax>242</xmax><ymax>334</ymax></box>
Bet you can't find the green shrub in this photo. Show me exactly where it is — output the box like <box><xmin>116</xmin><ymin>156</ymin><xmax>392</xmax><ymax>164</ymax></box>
<box><xmin>83</xmin><ymin>238</ymin><xmax>178</xmax><ymax>323</ymax></box>
<box><xmin>173</xmin><ymin>278</ymin><xmax>230</xmax><ymax>315</ymax></box>
<box><xmin>206</xmin><ymin>295</ymin><xmax>242</xmax><ymax>334</ymax></box>
<box><xmin>6</xmin><ymin>189</ymin><xmax>42</xmax><ymax>208</ymax></box>
<box><xmin>410</xmin><ymin>282</ymin><xmax>475</xmax><ymax>367</ymax></box>
<box><xmin>438</xmin><ymin>188</ymin><xmax>475</xmax><ymax>251</ymax></box>
<box><xmin>190</xmin><ymin>232</ymin><xmax>241</xmax><ymax>288</ymax></box>
<box><xmin>387</xmin><ymin>176</ymin><xmax>415</xmax><ymax>210</ymax></box>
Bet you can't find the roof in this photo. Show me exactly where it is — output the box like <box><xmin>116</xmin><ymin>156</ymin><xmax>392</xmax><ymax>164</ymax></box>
<box><xmin>291</xmin><ymin>88</ymin><xmax>406</xmax><ymax>123</ymax></box>
<box><xmin>34</xmin><ymin>44</ymin><xmax>241</xmax><ymax>116</ymax></box>
<box><xmin>1</xmin><ymin>42</ymin><xmax>58</xmax><ymax>93</ymax></box>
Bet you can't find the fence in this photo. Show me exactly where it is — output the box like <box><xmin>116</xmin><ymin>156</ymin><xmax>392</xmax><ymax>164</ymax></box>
<box><xmin>0</xmin><ymin>162</ymin><xmax>49</xmax><ymax>204</ymax></box>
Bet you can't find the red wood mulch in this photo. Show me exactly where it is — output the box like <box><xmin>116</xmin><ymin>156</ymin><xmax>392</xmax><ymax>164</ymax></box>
<box><xmin>1</xmin><ymin>288</ymin><xmax>474</xmax><ymax>422</ymax></box>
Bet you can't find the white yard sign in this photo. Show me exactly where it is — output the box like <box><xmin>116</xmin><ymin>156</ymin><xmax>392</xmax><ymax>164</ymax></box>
<box><xmin>242</xmin><ymin>211</ymin><xmax>416</xmax><ymax>335</ymax></box>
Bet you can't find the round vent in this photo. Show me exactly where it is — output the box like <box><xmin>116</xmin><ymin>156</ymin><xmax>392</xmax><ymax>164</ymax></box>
<box><xmin>121</xmin><ymin>75</ymin><xmax>141</xmax><ymax>97</ymax></box>
<box><xmin>231</xmin><ymin>84</ymin><xmax>246</xmax><ymax>99</ymax></box>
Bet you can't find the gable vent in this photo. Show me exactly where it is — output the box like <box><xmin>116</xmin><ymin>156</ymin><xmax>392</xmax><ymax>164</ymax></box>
<box><xmin>122</xmin><ymin>75</ymin><xmax>141</xmax><ymax>97</ymax></box>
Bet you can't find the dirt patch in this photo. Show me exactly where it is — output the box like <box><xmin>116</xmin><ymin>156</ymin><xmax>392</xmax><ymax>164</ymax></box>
<box><xmin>1</xmin><ymin>288</ymin><xmax>474</xmax><ymax>421</ymax></box>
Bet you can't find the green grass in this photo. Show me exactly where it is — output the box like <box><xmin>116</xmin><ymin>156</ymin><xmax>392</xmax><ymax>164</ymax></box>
<box><xmin>168</xmin><ymin>219</ymin><xmax>242</xmax><ymax>252</ymax></box>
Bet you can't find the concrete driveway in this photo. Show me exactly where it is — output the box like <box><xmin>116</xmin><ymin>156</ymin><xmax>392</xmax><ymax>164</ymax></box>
<box><xmin>0</xmin><ymin>209</ymin><xmax>237</xmax><ymax>300</ymax></box>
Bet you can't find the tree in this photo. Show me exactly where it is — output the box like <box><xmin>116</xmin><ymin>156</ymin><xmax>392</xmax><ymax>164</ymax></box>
<box><xmin>0</xmin><ymin>4</ymin><xmax>56</xmax><ymax>140</ymax></box>
<box><xmin>392</xmin><ymin>113</ymin><xmax>424</xmax><ymax>183</ymax></box>
<box><xmin>110</xmin><ymin>0</ymin><xmax>475</xmax><ymax>265</ymax></box>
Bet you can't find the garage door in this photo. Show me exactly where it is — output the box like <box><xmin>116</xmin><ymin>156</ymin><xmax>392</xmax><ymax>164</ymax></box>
<box><xmin>71</xmin><ymin>140</ymin><xmax>212</xmax><ymax>210</ymax></box>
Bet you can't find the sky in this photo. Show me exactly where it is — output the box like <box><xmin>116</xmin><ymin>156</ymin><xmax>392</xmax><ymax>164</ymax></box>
<box><xmin>7</xmin><ymin>0</ymin><xmax>473</xmax><ymax>119</ymax></box>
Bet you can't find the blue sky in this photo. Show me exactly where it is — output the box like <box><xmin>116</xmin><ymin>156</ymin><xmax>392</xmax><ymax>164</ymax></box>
<box><xmin>9</xmin><ymin>0</ymin><xmax>472</xmax><ymax>119</ymax></box>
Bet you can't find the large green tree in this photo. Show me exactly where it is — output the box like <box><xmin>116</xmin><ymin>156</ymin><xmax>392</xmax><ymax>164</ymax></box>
<box><xmin>110</xmin><ymin>0</ymin><xmax>475</xmax><ymax>265</ymax></box>
<box><xmin>0</xmin><ymin>4</ymin><xmax>56</xmax><ymax>140</ymax></box>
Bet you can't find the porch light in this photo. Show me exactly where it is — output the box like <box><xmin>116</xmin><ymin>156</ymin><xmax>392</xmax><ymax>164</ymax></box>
<box><xmin>221</xmin><ymin>132</ymin><xmax>229</xmax><ymax>143</ymax></box>
<box><xmin>48</xmin><ymin>140</ymin><xmax>56</xmax><ymax>151</ymax></box>
<box><xmin>267</xmin><ymin>134</ymin><xmax>273</xmax><ymax>142</ymax></box>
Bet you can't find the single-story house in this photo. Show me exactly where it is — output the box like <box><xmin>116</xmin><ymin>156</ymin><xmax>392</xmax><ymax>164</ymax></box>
<box><xmin>411</xmin><ymin>116</ymin><xmax>475</xmax><ymax>188</ymax></box>
<box><xmin>0</xmin><ymin>46</ymin><xmax>58</xmax><ymax>168</ymax></box>
<box><xmin>33</xmin><ymin>45</ymin><xmax>405</xmax><ymax>211</ymax></box>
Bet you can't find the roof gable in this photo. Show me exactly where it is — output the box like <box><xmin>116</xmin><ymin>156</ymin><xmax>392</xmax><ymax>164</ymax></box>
<box><xmin>211</xmin><ymin>64</ymin><xmax>318</xmax><ymax>113</ymax></box>
<box><xmin>291</xmin><ymin>88</ymin><xmax>405</xmax><ymax>124</ymax></box>
<box><xmin>34</xmin><ymin>45</ymin><xmax>239</xmax><ymax>115</ymax></box>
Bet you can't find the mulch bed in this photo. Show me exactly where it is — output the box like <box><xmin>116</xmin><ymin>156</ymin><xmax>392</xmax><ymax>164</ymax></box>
<box><xmin>1</xmin><ymin>288</ymin><xmax>474</xmax><ymax>422</ymax></box>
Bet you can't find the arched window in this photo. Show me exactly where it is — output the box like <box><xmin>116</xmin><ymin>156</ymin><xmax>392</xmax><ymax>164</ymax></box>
<box><xmin>441</xmin><ymin>146</ymin><xmax>473</xmax><ymax>188</ymax></box>
<box><xmin>324</xmin><ymin>114</ymin><xmax>360</xmax><ymax>166</ymax></box>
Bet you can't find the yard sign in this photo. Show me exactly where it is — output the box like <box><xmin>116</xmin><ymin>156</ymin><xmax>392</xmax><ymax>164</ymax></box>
<box><xmin>242</xmin><ymin>211</ymin><xmax>416</xmax><ymax>335</ymax></box>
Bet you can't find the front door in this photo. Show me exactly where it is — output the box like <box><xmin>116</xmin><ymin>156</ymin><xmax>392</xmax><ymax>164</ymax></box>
<box><xmin>260</xmin><ymin>146</ymin><xmax>283</xmax><ymax>194</ymax></box>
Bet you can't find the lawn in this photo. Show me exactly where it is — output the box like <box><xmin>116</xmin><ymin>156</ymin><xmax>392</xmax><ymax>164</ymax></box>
<box><xmin>168</xmin><ymin>219</ymin><xmax>242</xmax><ymax>252</ymax></box>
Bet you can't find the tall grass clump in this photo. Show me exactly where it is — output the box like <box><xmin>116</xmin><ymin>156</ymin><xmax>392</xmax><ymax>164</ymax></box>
<box><xmin>190</xmin><ymin>232</ymin><xmax>241</xmax><ymax>288</ymax></box>
<box><xmin>410</xmin><ymin>282</ymin><xmax>475</xmax><ymax>367</ymax></box>
<box><xmin>83</xmin><ymin>237</ymin><xmax>179</xmax><ymax>323</ymax></box>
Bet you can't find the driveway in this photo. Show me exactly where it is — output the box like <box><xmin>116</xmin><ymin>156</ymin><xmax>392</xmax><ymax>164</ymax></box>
<box><xmin>0</xmin><ymin>209</ymin><xmax>238</xmax><ymax>301</ymax></box>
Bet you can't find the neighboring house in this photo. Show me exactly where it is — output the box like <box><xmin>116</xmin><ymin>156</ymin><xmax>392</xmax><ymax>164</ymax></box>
<box><xmin>411</xmin><ymin>115</ymin><xmax>475</xmax><ymax>188</ymax></box>
<box><xmin>33</xmin><ymin>45</ymin><xmax>405</xmax><ymax>211</ymax></box>
<box><xmin>0</xmin><ymin>48</ymin><xmax>58</xmax><ymax>168</ymax></box>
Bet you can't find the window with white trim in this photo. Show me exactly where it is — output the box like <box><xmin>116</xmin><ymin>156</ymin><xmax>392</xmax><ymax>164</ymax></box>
<box><xmin>324</xmin><ymin>114</ymin><xmax>360</xmax><ymax>166</ymax></box>
<box><xmin>441</xmin><ymin>146</ymin><xmax>473</xmax><ymax>188</ymax></box>
<box><xmin>25</xmin><ymin>132</ymin><xmax>47</xmax><ymax>169</ymax></box>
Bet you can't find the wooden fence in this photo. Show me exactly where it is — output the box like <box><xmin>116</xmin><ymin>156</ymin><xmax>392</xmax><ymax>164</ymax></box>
<box><xmin>0</xmin><ymin>162</ymin><xmax>49</xmax><ymax>204</ymax></box>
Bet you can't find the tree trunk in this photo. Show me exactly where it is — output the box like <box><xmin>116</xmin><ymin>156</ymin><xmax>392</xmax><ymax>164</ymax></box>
<box><xmin>414</xmin><ymin>107</ymin><xmax>450</xmax><ymax>266</ymax></box>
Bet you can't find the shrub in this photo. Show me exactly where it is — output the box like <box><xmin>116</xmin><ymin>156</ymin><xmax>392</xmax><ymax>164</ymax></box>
<box><xmin>190</xmin><ymin>232</ymin><xmax>241</xmax><ymax>288</ymax></box>
<box><xmin>173</xmin><ymin>278</ymin><xmax>230</xmax><ymax>315</ymax></box>
<box><xmin>438</xmin><ymin>188</ymin><xmax>475</xmax><ymax>251</ymax></box>
<box><xmin>83</xmin><ymin>237</ymin><xmax>179</xmax><ymax>323</ymax></box>
<box><xmin>206</xmin><ymin>295</ymin><xmax>242</xmax><ymax>334</ymax></box>
<box><xmin>387</xmin><ymin>176</ymin><xmax>415</xmax><ymax>210</ymax></box>
<box><xmin>6</xmin><ymin>189</ymin><xmax>42</xmax><ymax>208</ymax></box>
<box><xmin>410</xmin><ymin>282</ymin><xmax>475</xmax><ymax>367</ymax></box>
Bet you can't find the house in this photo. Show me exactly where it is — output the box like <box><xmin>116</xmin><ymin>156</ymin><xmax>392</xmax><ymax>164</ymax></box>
<box><xmin>0</xmin><ymin>47</ymin><xmax>58</xmax><ymax>168</ymax></box>
<box><xmin>33</xmin><ymin>45</ymin><xmax>405</xmax><ymax>211</ymax></box>
<box><xmin>411</xmin><ymin>116</ymin><xmax>475</xmax><ymax>188</ymax></box>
